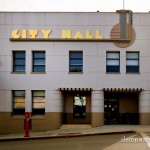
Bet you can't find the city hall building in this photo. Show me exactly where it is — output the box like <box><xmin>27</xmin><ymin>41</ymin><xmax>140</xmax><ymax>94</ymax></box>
<box><xmin>0</xmin><ymin>10</ymin><xmax>150</xmax><ymax>134</ymax></box>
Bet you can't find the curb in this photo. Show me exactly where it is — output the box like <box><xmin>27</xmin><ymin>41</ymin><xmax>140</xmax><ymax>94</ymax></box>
<box><xmin>0</xmin><ymin>130</ymin><xmax>136</xmax><ymax>142</ymax></box>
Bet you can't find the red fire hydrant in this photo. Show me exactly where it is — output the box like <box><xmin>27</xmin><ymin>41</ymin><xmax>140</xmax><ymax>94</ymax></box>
<box><xmin>24</xmin><ymin>112</ymin><xmax>30</xmax><ymax>137</ymax></box>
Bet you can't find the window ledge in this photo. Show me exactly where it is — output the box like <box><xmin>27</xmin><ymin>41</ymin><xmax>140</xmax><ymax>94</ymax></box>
<box><xmin>31</xmin><ymin>72</ymin><xmax>46</xmax><ymax>74</ymax></box>
<box><xmin>106</xmin><ymin>72</ymin><xmax>121</xmax><ymax>74</ymax></box>
<box><xmin>68</xmin><ymin>72</ymin><xmax>83</xmax><ymax>74</ymax></box>
<box><xmin>31</xmin><ymin>115</ymin><xmax>45</xmax><ymax>119</ymax></box>
<box><xmin>126</xmin><ymin>72</ymin><xmax>140</xmax><ymax>74</ymax></box>
<box><xmin>11</xmin><ymin>115</ymin><xmax>24</xmax><ymax>119</ymax></box>
<box><xmin>11</xmin><ymin>72</ymin><xmax>26</xmax><ymax>74</ymax></box>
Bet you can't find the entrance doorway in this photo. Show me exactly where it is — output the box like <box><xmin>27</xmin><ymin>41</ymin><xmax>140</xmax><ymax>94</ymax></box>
<box><xmin>63</xmin><ymin>92</ymin><xmax>91</xmax><ymax>124</ymax></box>
<box><xmin>73</xmin><ymin>95</ymin><xmax>86</xmax><ymax>118</ymax></box>
<box><xmin>104</xmin><ymin>92</ymin><xmax>139</xmax><ymax>125</ymax></box>
<box><xmin>104</xmin><ymin>98</ymin><xmax>119</xmax><ymax>124</ymax></box>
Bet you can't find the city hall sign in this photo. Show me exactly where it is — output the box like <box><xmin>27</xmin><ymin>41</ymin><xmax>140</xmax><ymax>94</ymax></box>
<box><xmin>9</xmin><ymin>10</ymin><xmax>136</xmax><ymax>48</ymax></box>
<box><xmin>10</xmin><ymin>26</ymin><xmax>135</xmax><ymax>48</ymax></box>
<box><xmin>11</xmin><ymin>29</ymin><xmax>103</xmax><ymax>39</ymax></box>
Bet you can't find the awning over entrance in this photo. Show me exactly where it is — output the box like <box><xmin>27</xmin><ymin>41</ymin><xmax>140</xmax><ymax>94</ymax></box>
<box><xmin>58</xmin><ymin>88</ymin><xmax>92</xmax><ymax>92</ymax></box>
<box><xmin>103</xmin><ymin>88</ymin><xmax>143</xmax><ymax>93</ymax></box>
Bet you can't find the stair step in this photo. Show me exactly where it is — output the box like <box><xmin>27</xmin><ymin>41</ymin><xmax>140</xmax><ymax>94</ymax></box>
<box><xmin>60</xmin><ymin>124</ymin><xmax>92</xmax><ymax>129</ymax></box>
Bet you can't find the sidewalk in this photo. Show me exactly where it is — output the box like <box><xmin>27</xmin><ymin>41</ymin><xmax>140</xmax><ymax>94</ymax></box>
<box><xmin>0</xmin><ymin>125</ymin><xmax>150</xmax><ymax>141</ymax></box>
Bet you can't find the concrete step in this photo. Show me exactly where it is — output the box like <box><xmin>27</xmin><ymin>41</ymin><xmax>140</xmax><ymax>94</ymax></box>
<box><xmin>60</xmin><ymin>124</ymin><xmax>92</xmax><ymax>129</ymax></box>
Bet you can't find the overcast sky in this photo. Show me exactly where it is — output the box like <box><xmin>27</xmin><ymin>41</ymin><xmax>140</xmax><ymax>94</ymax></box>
<box><xmin>0</xmin><ymin>0</ymin><xmax>149</xmax><ymax>12</ymax></box>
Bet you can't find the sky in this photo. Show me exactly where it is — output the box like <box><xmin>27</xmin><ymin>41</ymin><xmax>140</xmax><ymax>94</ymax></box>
<box><xmin>0</xmin><ymin>0</ymin><xmax>149</xmax><ymax>12</ymax></box>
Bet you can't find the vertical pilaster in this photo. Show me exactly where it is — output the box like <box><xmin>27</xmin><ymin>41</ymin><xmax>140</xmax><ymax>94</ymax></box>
<box><xmin>139</xmin><ymin>90</ymin><xmax>150</xmax><ymax>125</ymax></box>
<box><xmin>25</xmin><ymin>90</ymin><xmax>31</xmax><ymax>113</ymax></box>
<box><xmin>53</xmin><ymin>90</ymin><xmax>63</xmax><ymax>112</ymax></box>
<box><xmin>48</xmin><ymin>90</ymin><xmax>62</xmax><ymax>129</ymax></box>
<box><xmin>91</xmin><ymin>90</ymin><xmax>104</xmax><ymax>127</ymax></box>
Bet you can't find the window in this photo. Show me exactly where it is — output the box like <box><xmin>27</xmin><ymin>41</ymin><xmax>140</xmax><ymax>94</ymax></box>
<box><xmin>32</xmin><ymin>91</ymin><xmax>45</xmax><ymax>115</ymax></box>
<box><xmin>126</xmin><ymin>52</ymin><xmax>139</xmax><ymax>73</ymax></box>
<box><xmin>73</xmin><ymin>94</ymin><xmax>86</xmax><ymax>118</ymax></box>
<box><xmin>32</xmin><ymin>51</ymin><xmax>45</xmax><ymax>72</ymax></box>
<box><xmin>12</xmin><ymin>91</ymin><xmax>25</xmax><ymax>115</ymax></box>
<box><xmin>69</xmin><ymin>51</ymin><xmax>83</xmax><ymax>72</ymax></box>
<box><xmin>13</xmin><ymin>51</ymin><xmax>25</xmax><ymax>72</ymax></box>
<box><xmin>106</xmin><ymin>52</ymin><xmax>120</xmax><ymax>73</ymax></box>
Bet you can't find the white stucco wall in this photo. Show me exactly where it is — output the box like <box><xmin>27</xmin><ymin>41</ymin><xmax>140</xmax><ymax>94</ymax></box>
<box><xmin>0</xmin><ymin>12</ymin><xmax>150</xmax><ymax>112</ymax></box>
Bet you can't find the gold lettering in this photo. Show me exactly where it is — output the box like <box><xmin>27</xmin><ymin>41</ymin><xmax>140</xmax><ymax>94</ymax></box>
<box><xmin>61</xmin><ymin>30</ymin><xmax>72</xmax><ymax>39</ymax></box>
<box><xmin>22</xmin><ymin>30</ymin><xmax>27</xmax><ymax>38</ymax></box>
<box><xmin>86</xmin><ymin>30</ymin><xmax>93</xmax><ymax>39</ymax></box>
<box><xmin>41</xmin><ymin>30</ymin><xmax>52</xmax><ymax>38</ymax></box>
<box><xmin>95</xmin><ymin>30</ymin><xmax>103</xmax><ymax>39</ymax></box>
<box><xmin>11</xmin><ymin>29</ymin><xmax>104</xmax><ymax>40</ymax></box>
<box><xmin>29</xmin><ymin>30</ymin><xmax>38</xmax><ymax>38</ymax></box>
<box><xmin>74</xmin><ymin>30</ymin><xmax>83</xmax><ymax>39</ymax></box>
<box><xmin>12</xmin><ymin>30</ymin><xmax>21</xmax><ymax>38</ymax></box>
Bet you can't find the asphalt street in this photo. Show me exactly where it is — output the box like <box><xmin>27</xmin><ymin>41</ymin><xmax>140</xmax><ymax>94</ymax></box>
<box><xmin>0</xmin><ymin>133</ymin><xmax>150</xmax><ymax>150</ymax></box>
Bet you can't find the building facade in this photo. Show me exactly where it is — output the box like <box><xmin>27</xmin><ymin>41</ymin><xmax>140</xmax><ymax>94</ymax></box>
<box><xmin>0</xmin><ymin>10</ymin><xmax>150</xmax><ymax>134</ymax></box>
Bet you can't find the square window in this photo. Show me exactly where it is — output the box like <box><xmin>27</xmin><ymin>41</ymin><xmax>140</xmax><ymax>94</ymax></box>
<box><xmin>32</xmin><ymin>52</ymin><xmax>45</xmax><ymax>72</ymax></box>
<box><xmin>106</xmin><ymin>52</ymin><xmax>120</xmax><ymax>73</ymax></box>
<box><xmin>13</xmin><ymin>51</ymin><xmax>25</xmax><ymax>72</ymax></box>
<box><xmin>69</xmin><ymin>51</ymin><xmax>83</xmax><ymax>72</ymax></box>
<box><xmin>12</xmin><ymin>90</ymin><xmax>25</xmax><ymax>115</ymax></box>
<box><xmin>32</xmin><ymin>90</ymin><xmax>45</xmax><ymax>115</ymax></box>
<box><xmin>126</xmin><ymin>52</ymin><xmax>139</xmax><ymax>73</ymax></box>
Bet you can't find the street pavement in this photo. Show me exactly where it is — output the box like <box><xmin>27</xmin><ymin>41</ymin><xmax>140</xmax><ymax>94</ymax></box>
<box><xmin>0</xmin><ymin>125</ymin><xmax>150</xmax><ymax>141</ymax></box>
<box><xmin>0</xmin><ymin>133</ymin><xmax>150</xmax><ymax>150</ymax></box>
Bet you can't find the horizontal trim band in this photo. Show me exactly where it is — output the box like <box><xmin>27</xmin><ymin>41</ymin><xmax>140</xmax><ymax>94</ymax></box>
<box><xmin>103</xmin><ymin>88</ymin><xmax>143</xmax><ymax>93</ymax></box>
<box><xmin>10</xmin><ymin>38</ymin><xmax>131</xmax><ymax>42</ymax></box>
<box><xmin>58</xmin><ymin>88</ymin><xmax>92</xmax><ymax>92</ymax></box>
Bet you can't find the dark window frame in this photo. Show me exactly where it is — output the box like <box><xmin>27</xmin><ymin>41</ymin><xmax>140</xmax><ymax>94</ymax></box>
<box><xmin>32</xmin><ymin>51</ymin><xmax>46</xmax><ymax>72</ymax></box>
<box><xmin>126</xmin><ymin>52</ymin><xmax>139</xmax><ymax>73</ymax></box>
<box><xmin>69</xmin><ymin>51</ymin><xmax>83</xmax><ymax>73</ymax></box>
<box><xmin>13</xmin><ymin>51</ymin><xmax>26</xmax><ymax>72</ymax></box>
<box><xmin>32</xmin><ymin>90</ymin><xmax>45</xmax><ymax>115</ymax></box>
<box><xmin>12</xmin><ymin>90</ymin><xmax>25</xmax><ymax>115</ymax></box>
<box><xmin>106</xmin><ymin>52</ymin><xmax>120</xmax><ymax>73</ymax></box>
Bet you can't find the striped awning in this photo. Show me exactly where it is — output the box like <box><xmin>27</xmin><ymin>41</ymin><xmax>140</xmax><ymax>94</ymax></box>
<box><xmin>58</xmin><ymin>88</ymin><xmax>92</xmax><ymax>92</ymax></box>
<box><xmin>103</xmin><ymin>88</ymin><xmax>143</xmax><ymax>93</ymax></box>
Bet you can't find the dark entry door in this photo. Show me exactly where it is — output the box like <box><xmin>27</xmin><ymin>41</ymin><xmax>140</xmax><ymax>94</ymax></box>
<box><xmin>63</xmin><ymin>93</ymin><xmax>91</xmax><ymax>124</ymax></box>
<box><xmin>73</xmin><ymin>95</ymin><xmax>86</xmax><ymax>118</ymax></box>
<box><xmin>104</xmin><ymin>98</ymin><xmax>119</xmax><ymax>124</ymax></box>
